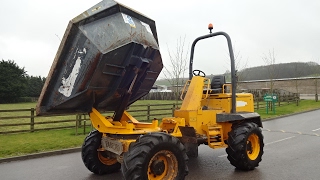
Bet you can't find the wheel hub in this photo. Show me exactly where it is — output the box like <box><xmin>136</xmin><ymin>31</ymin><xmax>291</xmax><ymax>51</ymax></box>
<box><xmin>151</xmin><ymin>160</ymin><xmax>165</xmax><ymax>175</ymax></box>
<box><xmin>247</xmin><ymin>141</ymin><xmax>253</xmax><ymax>153</ymax></box>
<box><xmin>97</xmin><ymin>150</ymin><xmax>118</xmax><ymax>165</ymax></box>
<box><xmin>147</xmin><ymin>150</ymin><xmax>178</xmax><ymax>179</ymax></box>
<box><xmin>247</xmin><ymin>133</ymin><xmax>260</xmax><ymax>160</ymax></box>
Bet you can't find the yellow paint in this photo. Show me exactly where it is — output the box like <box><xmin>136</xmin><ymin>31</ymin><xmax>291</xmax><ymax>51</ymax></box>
<box><xmin>98</xmin><ymin>153</ymin><xmax>118</xmax><ymax>165</ymax></box>
<box><xmin>180</xmin><ymin>76</ymin><xmax>206</xmax><ymax>110</ymax></box>
<box><xmin>247</xmin><ymin>133</ymin><xmax>260</xmax><ymax>160</ymax></box>
<box><xmin>148</xmin><ymin>150</ymin><xmax>178</xmax><ymax>180</ymax></box>
<box><xmin>119</xmin><ymin>139</ymin><xmax>136</xmax><ymax>152</ymax></box>
<box><xmin>90</xmin><ymin>108</ymin><xmax>161</xmax><ymax>134</ymax></box>
<box><xmin>160</xmin><ymin>117</ymin><xmax>185</xmax><ymax>137</ymax></box>
<box><xmin>90</xmin><ymin>74</ymin><xmax>257</xmax><ymax>153</ymax></box>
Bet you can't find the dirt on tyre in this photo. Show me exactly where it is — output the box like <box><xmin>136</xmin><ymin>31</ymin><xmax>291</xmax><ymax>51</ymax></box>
<box><xmin>226</xmin><ymin>122</ymin><xmax>264</xmax><ymax>171</ymax></box>
<box><xmin>121</xmin><ymin>133</ymin><xmax>189</xmax><ymax>180</ymax></box>
<box><xmin>81</xmin><ymin>130</ymin><xmax>121</xmax><ymax>175</ymax></box>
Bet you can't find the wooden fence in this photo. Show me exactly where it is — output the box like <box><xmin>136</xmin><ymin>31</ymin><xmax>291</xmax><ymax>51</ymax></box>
<box><xmin>0</xmin><ymin>103</ymin><xmax>179</xmax><ymax>135</ymax></box>
<box><xmin>254</xmin><ymin>94</ymin><xmax>299</xmax><ymax>110</ymax></box>
<box><xmin>0</xmin><ymin>95</ymin><xmax>299</xmax><ymax>135</ymax></box>
<box><xmin>141</xmin><ymin>92</ymin><xmax>176</xmax><ymax>100</ymax></box>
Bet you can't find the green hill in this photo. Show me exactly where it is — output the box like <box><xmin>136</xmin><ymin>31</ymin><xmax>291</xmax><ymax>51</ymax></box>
<box><xmin>156</xmin><ymin>62</ymin><xmax>320</xmax><ymax>85</ymax></box>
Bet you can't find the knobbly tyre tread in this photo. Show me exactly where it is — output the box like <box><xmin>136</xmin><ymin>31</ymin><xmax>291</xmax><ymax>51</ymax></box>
<box><xmin>121</xmin><ymin>133</ymin><xmax>189</xmax><ymax>180</ymax></box>
<box><xmin>226</xmin><ymin>122</ymin><xmax>264</xmax><ymax>170</ymax></box>
<box><xmin>81</xmin><ymin>130</ymin><xmax>121</xmax><ymax>175</ymax></box>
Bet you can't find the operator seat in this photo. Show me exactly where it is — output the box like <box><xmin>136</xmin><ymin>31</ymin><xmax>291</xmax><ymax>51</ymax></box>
<box><xmin>210</xmin><ymin>75</ymin><xmax>225</xmax><ymax>93</ymax></box>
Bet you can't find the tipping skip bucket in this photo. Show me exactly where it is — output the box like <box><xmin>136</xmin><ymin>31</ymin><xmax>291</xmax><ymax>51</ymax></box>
<box><xmin>36</xmin><ymin>0</ymin><xmax>163</xmax><ymax>115</ymax></box>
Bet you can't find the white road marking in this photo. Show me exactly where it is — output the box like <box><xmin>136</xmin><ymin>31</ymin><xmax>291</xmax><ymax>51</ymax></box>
<box><xmin>218</xmin><ymin>136</ymin><xmax>296</xmax><ymax>158</ymax></box>
<box><xmin>218</xmin><ymin>154</ymin><xmax>227</xmax><ymax>158</ymax></box>
<box><xmin>312</xmin><ymin>128</ymin><xmax>320</xmax><ymax>132</ymax></box>
<box><xmin>265</xmin><ymin>136</ymin><xmax>295</xmax><ymax>145</ymax></box>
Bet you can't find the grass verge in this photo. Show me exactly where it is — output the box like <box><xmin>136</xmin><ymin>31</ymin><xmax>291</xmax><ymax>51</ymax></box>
<box><xmin>0</xmin><ymin>129</ymin><xmax>89</xmax><ymax>158</ymax></box>
<box><xmin>257</xmin><ymin>99</ymin><xmax>320</xmax><ymax>119</ymax></box>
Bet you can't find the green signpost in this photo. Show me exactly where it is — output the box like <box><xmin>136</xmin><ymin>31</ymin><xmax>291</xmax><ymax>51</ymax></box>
<box><xmin>263</xmin><ymin>94</ymin><xmax>278</xmax><ymax>114</ymax></box>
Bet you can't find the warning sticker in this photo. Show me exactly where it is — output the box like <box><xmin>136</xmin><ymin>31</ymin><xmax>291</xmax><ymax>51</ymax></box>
<box><xmin>122</xmin><ymin>13</ymin><xmax>136</xmax><ymax>28</ymax></box>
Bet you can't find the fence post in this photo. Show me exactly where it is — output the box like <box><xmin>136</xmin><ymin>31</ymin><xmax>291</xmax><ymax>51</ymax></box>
<box><xmin>77</xmin><ymin>114</ymin><xmax>82</xmax><ymax>127</ymax></box>
<box><xmin>172</xmin><ymin>103</ymin><xmax>176</xmax><ymax>116</ymax></box>
<box><xmin>256</xmin><ymin>100</ymin><xmax>259</xmax><ymax>110</ymax></box>
<box><xmin>83</xmin><ymin>120</ymin><xmax>86</xmax><ymax>135</ymax></box>
<box><xmin>75</xmin><ymin>114</ymin><xmax>79</xmax><ymax>135</ymax></box>
<box><xmin>30</xmin><ymin>108</ymin><xmax>35</xmax><ymax>132</ymax></box>
<box><xmin>147</xmin><ymin>104</ymin><xmax>150</xmax><ymax>121</ymax></box>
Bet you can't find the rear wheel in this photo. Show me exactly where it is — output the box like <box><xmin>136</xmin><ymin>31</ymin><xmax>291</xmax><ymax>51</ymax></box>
<box><xmin>226</xmin><ymin>122</ymin><xmax>264</xmax><ymax>170</ymax></box>
<box><xmin>81</xmin><ymin>130</ymin><xmax>121</xmax><ymax>174</ymax></box>
<box><xmin>121</xmin><ymin>133</ymin><xmax>188</xmax><ymax>180</ymax></box>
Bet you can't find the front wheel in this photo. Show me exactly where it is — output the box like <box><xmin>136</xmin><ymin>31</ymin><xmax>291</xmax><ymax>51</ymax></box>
<box><xmin>226</xmin><ymin>122</ymin><xmax>264</xmax><ymax>170</ymax></box>
<box><xmin>121</xmin><ymin>133</ymin><xmax>188</xmax><ymax>180</ymax></box>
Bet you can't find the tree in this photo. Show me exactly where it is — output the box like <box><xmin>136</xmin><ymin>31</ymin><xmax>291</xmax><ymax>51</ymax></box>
<box><xmin>312</xmin><ymin>59</ymin><xmax>320</xmax><ymax>102</ymax></box>
<box><xmin>233</xmin><ymin>49</ymin><xmax>248</xmax><ymax>90</ymax></box>
<box><xmin>24</xmin><ymin>76</ymin><xmax>46</xmax><ymax>97</ymax></box>
<box><xmin>237</xmin><ymin>62</ymin><xmax>319</xmax><ymax>81</ymax></box>
<box><xmin>0</xmin><ymin>60</ymin><xmax>27</xmax><ymax>103</ymax></box>
<box><xmin>262</xmin><ymin>50</ymin><xmax>279</xmax><ymax>111</ymax></box>
<box><xmin>289</xmin><ymin>62</ymin><xmax>307</xmax><ymax>95</ymax></box>
<box><xmin>289</xmin><ymin>62</ymin><xmax>307</xmax><ymax>105</ymax></box>
<box><xmin>262</xmin><ymin>49</ymin><xmax>278</xmax><ymax>94</ymax></box>
<box><xmin>224</xmin><ymin>46</ymin><xmax>248</xmax><ymax>91</ymax></box>
<box><xmin>163</xmin><ymin>36</ymin><xmax>188</xmax><ymax>102</ymax></box>
<box><xmin>223</xmin><ymin>69</ymin><xmax>231</xmax><ymax>82</ymax></box>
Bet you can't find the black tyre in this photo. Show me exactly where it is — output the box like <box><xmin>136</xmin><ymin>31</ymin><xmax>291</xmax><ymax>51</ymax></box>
<box><xmin>121</xmin><ymin>133</ymin><xmax>188</xmax><ymax>180</ymax></box>
<box><xmin>226</xmin><ymin>122</ymin><xmax>264</xmax><ymax>171</ymax></box>
<box><xmin>81</xmin><ymin>130</ymin><xmax>121</xmax><ymax>175</ymax></box>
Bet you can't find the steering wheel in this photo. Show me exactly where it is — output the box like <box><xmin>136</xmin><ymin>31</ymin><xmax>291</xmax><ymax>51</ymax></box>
<box><xmin>192</xmin><ymin>69</ymin><xmax>206</xmax><ymax>77</ymax></box>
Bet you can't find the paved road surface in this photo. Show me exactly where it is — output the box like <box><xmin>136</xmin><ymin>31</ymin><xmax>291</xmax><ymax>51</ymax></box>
<box><xmin>1</xmin><ymin>110</ymin><xmax>320</xmax><ymax>180</ymax></box>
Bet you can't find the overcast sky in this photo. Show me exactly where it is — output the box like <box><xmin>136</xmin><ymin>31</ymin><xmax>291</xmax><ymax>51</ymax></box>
<box><xmin>1</xmin><ymin>0</ymin><xmax>320</xmax><ymax>78</ymax></box>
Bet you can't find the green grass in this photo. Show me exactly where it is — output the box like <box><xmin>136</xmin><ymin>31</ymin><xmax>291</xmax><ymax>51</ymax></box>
<box><xmin>256</xmin><ymin>100</ymin><xmax>320</xmax><ymax>119</ymax></box>
<box><xmin>0</xmin><ymin>100</ymin><xmax>319</xmax><ymax>159</ymax></box>
<box><xmin>0</xmin><ymin>102</ymin><xmax>37</xmax><ymax>110</ymax></box>
<box><xmin>0</xmin><ymin>129</ymin><xmax>90</xmax><ymax>158</ymax></box>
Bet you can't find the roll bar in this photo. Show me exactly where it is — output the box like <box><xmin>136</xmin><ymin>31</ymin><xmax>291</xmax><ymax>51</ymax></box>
<box><xmin>189</xmin><ymin>31</ymin><xmax>237</xmax><ymax>113</ymax></box>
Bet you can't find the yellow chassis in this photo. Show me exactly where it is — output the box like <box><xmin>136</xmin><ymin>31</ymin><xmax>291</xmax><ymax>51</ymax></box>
<box><xmin>90</xmin><ymin>76</ymin><xmax>257</xmax><ymax>154</ymax></box>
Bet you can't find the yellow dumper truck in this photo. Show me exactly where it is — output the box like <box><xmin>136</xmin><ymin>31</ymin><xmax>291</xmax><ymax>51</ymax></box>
<box><xmin>37</xmin><ymin>1</ymin><xmax>264</xmax><ymax>179</ymax></box>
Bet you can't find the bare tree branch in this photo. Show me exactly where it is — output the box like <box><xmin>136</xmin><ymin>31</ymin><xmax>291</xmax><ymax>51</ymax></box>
<box><xmin>163</xmin><ymin>36</ymin><xmax>189</xmax><ymax>102</ymax></box>
<box><xmin>262</xmin><ymin>49</ymin><xmax>278</xmax><ymax>93</ymax></box>
<box><xmin>224</xmin><ymin>46</ymin><xmax>249</xmax><ymax>90</ymax></box>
